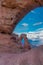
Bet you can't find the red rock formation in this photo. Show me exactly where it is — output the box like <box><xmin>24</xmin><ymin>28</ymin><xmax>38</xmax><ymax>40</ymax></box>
<box><xmin>19</xmin><ymin>34</ymin><xmax>31</xmax><ymax>50</ymax></box>
<box><xmin>0</xmin><ymin>33</ymin><xmax>31</xmax><ymax>53</ymax></box>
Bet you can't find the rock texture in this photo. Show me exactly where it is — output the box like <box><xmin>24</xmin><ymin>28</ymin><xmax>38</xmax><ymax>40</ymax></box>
<box><xmin>0</xmin><ymin>0</ymin><xmax>43</xmax><ymax>33</ymax></box>
<box><xmin>0</xmin><ymin>33</ymin><xmax>31</xmax><ymax>53</ymax></box>
<box><xmin>0</xmin><ymin>45</ymin><xmax>43</xmax><ymax>65</ymax></box>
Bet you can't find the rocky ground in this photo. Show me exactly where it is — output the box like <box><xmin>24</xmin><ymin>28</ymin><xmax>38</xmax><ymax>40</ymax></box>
<box><xmin>0</xmin><ymin>45</ymin><xmax>43</xmax><ymax>65</ymax></box>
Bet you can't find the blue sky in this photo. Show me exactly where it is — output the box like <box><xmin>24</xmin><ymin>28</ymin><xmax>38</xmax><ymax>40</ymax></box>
<box><xmin>13</xmin><ymin>7</ymin><xmax>43</xmax><ymax>46</ymax></box>
<box><xmin>13</xmin><ymin>7</ymin><xmax>43</xmax><ymax>33</ymax></box>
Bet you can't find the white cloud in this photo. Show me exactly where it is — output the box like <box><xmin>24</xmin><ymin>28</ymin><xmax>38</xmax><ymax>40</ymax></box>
<box><xmin>22</xmin><ymin>23</ymin><xmax>28</xmax><ymax>27</ymax></box>
<box><xmin>14</xmin><ymin>29</ymin><xmax>43</xmax><ymax>46</ymax></box>
<box><xmin>27</xmin><ymin>30</ymin><xmax>43</xmax><ymax>39</ymax></box>
<box><xmin>15</xmin><ymin>30</ymin><xmax>43</xmax><ymax>40</ymax></box>
<box><xmin>27</xmin><ymin>30</ymin><xmax>43</xmax><ymax>46</ymax></box>
<box><xmin>13</xmin><ymin>28</ymin><xmax>43</xmax><ymax>42</ymax></box>
<box><xmin>31</xmin><ymin>11</ymin><xmax>36</xmax><ymax>14</ymax></box>
<box><xmin>33</xmin><ymin>22</ymin><xmax>43</xmax><ymax>26</ymax></box>
<box><xmin>36</xmin><ymin>28</ymin><xmax>43</xmax><ymax>31</ymax></box>
<box><xmin>27</xmin><ymin>32</ymin><xmax>39</xmax><ymax>40</ymax></box>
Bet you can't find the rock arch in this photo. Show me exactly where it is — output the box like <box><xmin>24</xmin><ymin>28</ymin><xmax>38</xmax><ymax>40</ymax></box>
<box><xmin>0</xmin><ymin>0</ymin><xmax>43</xmax><ymax>34</ymax></box>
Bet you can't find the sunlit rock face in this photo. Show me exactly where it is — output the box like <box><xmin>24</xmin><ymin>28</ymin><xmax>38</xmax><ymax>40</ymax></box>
<box><xmin>0</xmin><ymin>0</ymin><xmax>43</xmax><ymax>34</ymax></box>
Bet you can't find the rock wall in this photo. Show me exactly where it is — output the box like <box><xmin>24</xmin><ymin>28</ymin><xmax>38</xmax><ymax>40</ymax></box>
<box><xmin>0</xmin><ymin>0</ymin><xmax>20</xmax><ymax>33</ymax></box>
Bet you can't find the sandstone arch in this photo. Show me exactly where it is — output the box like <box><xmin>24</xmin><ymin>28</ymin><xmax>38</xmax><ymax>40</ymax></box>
<box><xmin>0</xmin><ymin>0</ymin><xmax>43</xmax><ymax>34</ymax></box>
